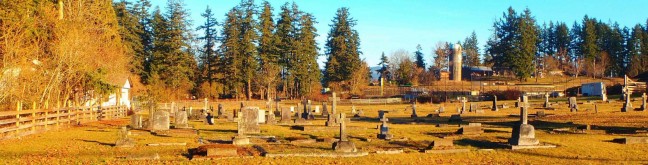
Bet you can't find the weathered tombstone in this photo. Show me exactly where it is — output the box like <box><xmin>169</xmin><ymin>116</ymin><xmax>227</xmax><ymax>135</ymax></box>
<box><xmin>290</xmin><ymin>106</ymin><xmax>295</xmax><ymax>113</ymax></box>
<box><xmin>569</xmin><ymin>97</ymin><xmax>578</xmax><ymax>112</ymax></box>
<box><xmin>174</xmin><ymin>110</ymin><xmax>190</xmax><ymax>129</ymax></box>
<box><xmin>238</xmin><ymin>107</ymin><xmax>260</xmax><ymax>134</ymax></box>
<box><xmin>279</xmin><ymin>107</ymin><xmax>292</xmax><ymax>124</ymax></box>
<box><xmin>217</xmin><ymin>104</ymin><xmax>225</xmax><ymax>119</ymax></box>
<box><xmin>622</xmin><ymin>92</ymin><xmax>632</xmax><ymax>112</ymax></box>
<box><xmin>294</xmin><ymin>109</ymin><xmax>310</xmax><ymax>125</ymax></box>
<box><xmin>492</xmin><ymin>95</ymin><xmax>498</xmax><ymax>111</ymax></box>
<box><xmin>315</xmin><ymin>105</ymin><xmax>320</xmax><ymax>114</ymax></box>
<box><xmin>411</xmin><ymin>102</ymin><xmax>418</xmax><ymax>118</ymax></box>
<box><xmin>301</xmin><ymin>99</ymin><xmax>310</xmax><ymax>119</ymax></box>
<box><xmin>322</xmin><ymin>102</ymin><xmax>329</xmax><ymax>116</ymax></box>
<box><xmin>257</xmin><ymin>109</ymin><xmax>266</xmax><ymax>123</ymax></box>
<box><xmin>330</xmin><ymin>92</ymin><xmax>339</xmax><ymax>116</ymax></box>
<box><xmin>332</xmin><ymin>113</ymin><xmax>357</xmax><ymax>152</ymax></box>
<box><xmin>502</xmin><ymin>103</ymin><xmax>509</xmax><ymax>109</ymax></box>
<box><xmin>521</xmin><ymin>95</ymin><xmax>529</xmax><ymax>107</ymax></box>
<box><xmin>206</xmin><ymin>113</ymin><xmax>214</xmax><ymax>125</ymax></box>
<box><xmin>115</xmin><ymin>127</ymin><xmax>135</xmax><ymax>147</ymax></box>
<box><xmin>377</xmin><ymin>114</ymin><xmax>393</xmax><ymax>140</ymax></box>
<box><xmin>232</xmin><ymin>113</ymin><xmax>250</xmax><ymax>145</ymax></box>
<box><xmin>351</xmin><ymin>105</ymin><xmax>357</xmax><ymax>114</ymax></box>
<box><xmin>378</xmin><ymin>110</ymin><xmax>386</xmax><ymax>119</ymax></box>
<box><xmin>151</xmin><ymin>110</ymin><xmax>170</xmax><ymax>131</ymax></box>
<box><xmin>226</xmin><ymin>111</ymin><xmax>234</xmax><ymax>122</ymax></box>
<box><xmin>439</xmin><ymin>105</ymin><xmax>445</xmax><ymax>113</ymax></box>
<box><xmin>544</xmin><ymin>93</ymin><xmax>551</xmax><ymax>108</ymax></box>
<box><xmin>536</xmin><ymin>110</ymin><xmax>546</xmax><ymax>117</ymax></box>
<box><xmin>266</xmin><ymin>109</ymin><xmax>277</xmax><ymax>125</ymax></box>
<box><xmin>130</xmin><ymin>114</ymin><xmax>142</xmax><ymax>129</ymax></box>
<box><xmin>641</xmin><ymin>93</ymin><xmax>647</xmax><ymax>111</ymax></box>
<box><xmin>509</xmin><ymin>107</ymin><xmax>539</xmax><ymax>146</ymax></box>
<box><xmin>457</xmin><ymin>123</ymin><xmax>483</xmax><ymax>135</ymax></box>
<box><xmin>461</xmin><ymin>98</ymin><xmax>467</xmax><ymax>113</ymax></box>
<box><xmin>449</xmin><ymin>114</ymin><xmax>462</xmax><ymax>123</ymax></box>
<box><xmin>354</xmin><ymin>109</ymin><xmax>364</xmax><ymax>118</ymax></box>
<box><xmin>469</xmin><ymin>103</ymin><xmax>478</xmax><ymax>113</ymax></box>
<box><xmin>326</xmin><ymin>93</ymin><xmax>340</xmax><ymax>126</ymax></box>
<box><xmin>428</xmin><ymin>139</ymin><xmax>453</xmax><ymax>149</ymax></box>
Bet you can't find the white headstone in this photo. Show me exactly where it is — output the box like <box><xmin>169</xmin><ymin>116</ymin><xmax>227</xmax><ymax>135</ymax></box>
<box><xmin>258</xmin><ymin>109</ymin><xmax>266</xmax><ymax>123</ymax></box>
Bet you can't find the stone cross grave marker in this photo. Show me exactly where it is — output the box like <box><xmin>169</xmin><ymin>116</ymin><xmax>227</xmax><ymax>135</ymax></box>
<box><xmin>238</xmin><ymin>107</ymin><xmax>260</xmax><ymax>134</ymax></box>
<box><xmin>329</xmin><ymin>92</ymin><xmax>339</xmax><ymax>116</ymax></box>
<box><xmin>152</xmin><ymin>110</ymin><xmax>170</xmax><ymax>131</ymax></box>
<box><xmin>332</xmin><ymin>113</ymin><xmax>357</xmax><ymax>152</ymax></box>
<box><xmin>509</xmin><ymin>106</ymin><xmax>539</xmax><ymax>146</ymax></box>
<box><xmin>641</xmin><ymin>93</ymin><xmax>647</xmax><ymax>111</ymax></box>
<box><xmin>266</xmin><ymin>109</ymin><xmax>277</xmax><ymax>125</ymax></box>
<box><xmin>461</xmin><ymin>97</ymin><xmax>467</xmax><ymax>113</ymax></box>
<box><xmin>378</xmin><ymin>114</ymin><xmax>393</xmax><ymax>140</ymax></box>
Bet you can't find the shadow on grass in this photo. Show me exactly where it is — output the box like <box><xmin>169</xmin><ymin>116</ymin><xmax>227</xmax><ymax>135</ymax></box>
<box><xmin>455</xmin><ymin>139</ymin><xmax>508</xmax><ymax>149</ymax></box>
<box><xmin>388</xmin><ymin>140</ymin><xmax>427</xmax><ymax>150</ymax></box>
<box><xmin>200</xmin><ymin>129</ymin><xmax>237</xmax><ymax>134</ymax></box>
<box><xmin>207</xmin><ymin>139</ymin><xmax>232</xmax><ymax>144</ymax></box>
<box><xmin>79</xmin><ymin>139</ymin><xmax>114</xmax><ymax>147</ymax></box>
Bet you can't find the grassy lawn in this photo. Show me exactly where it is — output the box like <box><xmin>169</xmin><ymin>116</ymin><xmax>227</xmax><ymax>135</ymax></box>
<box><xmin>1</xmin><ymin>99</ymin><xmax>648</xmax><ymax>164</ymax></box>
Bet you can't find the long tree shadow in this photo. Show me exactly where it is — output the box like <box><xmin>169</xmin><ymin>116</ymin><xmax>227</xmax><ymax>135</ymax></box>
<box><xmin>79</xmin><ymin>139</ymin><xmax>114</xmax><ymax>147</ymax></box>
<box><xmin>455</xmin><ymin>139</ymin><xmax>508</xmax><ymax>149</ymax></box>
<box><xmin>388</xmin><ymin>140</ymin><xmax>429</xmax><ymax>150</ymax></box>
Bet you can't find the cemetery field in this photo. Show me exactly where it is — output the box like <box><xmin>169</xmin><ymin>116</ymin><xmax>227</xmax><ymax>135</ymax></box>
<box><xmin>1</xmin><ymin>99</ymin><xmax>648</xmax><ymax>164</ymax></box>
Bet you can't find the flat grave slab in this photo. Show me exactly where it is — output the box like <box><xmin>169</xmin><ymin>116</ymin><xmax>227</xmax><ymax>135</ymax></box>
<box><xmin>613</xmin><ymin>137</ymin><xmax>648</xmax><ymax>144</ymax></box>
<box><xmin>265</xmin><ymin>152</ymin><xmax>369</xmax><ymax>158</ymax></box>
<box><xmin>510</xmin><ymin>143</ymin><xmax>557</xmax><ymax>150</ymax></box>
<box><xmin>424</xmin><ymin>149</ymin><xmax>470</xmax><ymax>154</ymax></box>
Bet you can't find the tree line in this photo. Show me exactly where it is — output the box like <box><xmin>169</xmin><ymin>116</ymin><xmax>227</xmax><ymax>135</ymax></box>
<box><xmin>114</xmin><ymin>0</ymin><xmax>364</xmax><ymax>101</ymax></box>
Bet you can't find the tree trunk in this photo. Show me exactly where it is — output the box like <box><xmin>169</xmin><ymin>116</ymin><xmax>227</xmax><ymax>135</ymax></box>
<box><xmin>246</xmin><ymin>79</ymin><xmax>251</xmax><ymax>101</ymax></box>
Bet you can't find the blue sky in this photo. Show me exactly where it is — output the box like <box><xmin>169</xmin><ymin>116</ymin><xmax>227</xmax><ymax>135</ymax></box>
<box><xmin>147</xmin><ymin>0</ymin><xmax>648</xmax><ymax>68</ymax></box>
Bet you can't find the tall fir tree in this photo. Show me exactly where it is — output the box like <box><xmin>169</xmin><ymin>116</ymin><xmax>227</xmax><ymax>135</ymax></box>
<box><xmin>324</xmin><ymin>7</ymin><xmax>361</xmax><ymax>88</ymax></box>
<box><xmin>237</xmin><ymin>0</ymin><xmax>259</xmax><ymax>100</ymax></box>
<box><xmin>113</xmin><ymin>0</ymin><xmax>145</xmax><ymax>77</ymax></box>
<box><xmin>414</xmin><ymin>44</ymin><xmax>425</xmax><ymax>69</ymax></box>
<box><xmin>296</xmin><ymin>13</ymin><xmax>321</xmax><ymax>96</ymax></box>
<box><xmin>377</xmin><ymin>52</ymin><xmax>391</xmax><ymax>81</ymax></box>
<box><xmin>219</xmin><ymin>8</ymin><xmax>243</xmax><ymax>97</ymax></box>
<box><xmin>275</xmin><ymin>2</ymin><xmax>299</xmax><ymax>97</ymax></box>
<box><xmin>463</xmin><ymin>31</ymin><xmax>481</xmax><ymax>67</ymax></box>
<box><xmin>196</xmin><ymin>6</ymin><xmax>219</xmax><ymax>98</ymax></box>
<box><xmin>257</xmin><ymin>1</ymin><xmax>280</xmax><ymax>100</ymax></box>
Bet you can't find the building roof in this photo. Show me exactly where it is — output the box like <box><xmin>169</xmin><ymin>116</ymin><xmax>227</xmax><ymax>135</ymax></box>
<box><xmin>469</xmin><ymin>66</ymin><xmax>493</xmax><ymax>72</ymax></box>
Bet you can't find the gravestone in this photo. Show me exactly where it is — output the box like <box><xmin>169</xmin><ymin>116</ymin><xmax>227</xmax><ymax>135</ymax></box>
<box><xmin>641</xmin><ymin>93</ymin><xmax>647</xmax><ymax>111</ymax></box>
<box><xmin>351</xmin><ymin>105</ymin><xmax>357</xmax><ymax>115</ymax></box>
<box><xmin>301</xmin><ymin>99</ymin><xmax>310</xmax><ymax>119</ymax></box>
<box><xmin>257</xmin><ymin>109</ymin><xmax>266</xmax><ymax>123</ymax></box>
<box><xmin>377</xmin><ymin>114</ymin><xmax>393</xmax><ymax>140</ymax></box>
<box><xmin>315</xmin><ymin>105</ymin><xmax>320</xmax><ymax>114</ymax></box>
<box><xmin>509</xmin><ymin>106</ymin><xmax>539</xmax><ymax>146</ymax></box>
<box><xmin>326</xmin><ymin>93</ymin><xmax>340</xmax><ymax>126</ymax></box>
<box><xmin>460</xmin><ymin>97</ymin><xmax>467</xmax><ymax>113</ymax></box>
<box><xmin>206</xmin><ymin>113</ymin><xmax>214</xmax><ymax>125</ymax></box>
<box><xmin>594</xmin><ymin>104</ymin><xmax>598</xmax><ymax>113</ymax></box>
<box><xmin>115</xmin><ymin>127</ymin><xmax>135</xmax><ymax>147</ymax></box>
<box><xmin>332</xmin><ymin>113</ymin><xmax>357</xmax><ymax>152</ymax></box>
<box><xmin>569</xmin><ymin>97</ymin><xmax>578</xmax><ymax>112</ymax></box>
<box><xmin>602</xmin><ymin>93</ymin><xmax>608</xmax><ymax>102</ymax></box>
<box><xmin>544</xmin><ymin>93</ymin><xmax>551</xmax><ymax>108</ymax></box>
<box><xmin>449</xmin><ymin>114</ymin><xmax>462</xmax><ymax>123</ymax></box>
<box><xmin>438</xmin><ymin>105</ymin><xmax>445</xmax><ymax>113</ymax></box>
<box><xmin>502</xmin><ymin>103</ymin><xmax>509</xmax><ymax>109</ymax></box>
<box><xmin>151</xmin><ymin>110</ymin><xmax>170</xmax><ymax>131</ymax></box>
<box><xmin>378</xmin><ymin>110</ymin><xmax>386</xmax><ymax>119</ymax></box>
<box><xmin>233</xmin><ymin>112</ymin><xmax>250</xmax><ymax>145</ymax></box>
<box><xmin>469</xmin><ymin>103</ymin><xmax>478</xmax><ymax>112</ymax></box>
<box><xmin>492</xmin><ymin>95</ymin><xmax>498</xmax><ymax>111</ymax></box>
<box><xmin>226</xmin><ymin>111</ymin><xmax>234</xmax><ymax>122</ymax></box>
<box><xmin>174</xmin><ymin>110</ymin><xmax>190</xmax><ymax>129</ymax></box>
<box><xmin>294</xmin><ymin>109</ymin><xmax>310</xmax><ymax>125</ymax></box>
<box><xmin>536</xmin><ymin>110</ymin><xmax>546</xmax><ymax>117</ymax></box>
<box><xmin>279</xmin><ymin>107</ymin><xmax>292</xmax><ymax>124</ymax></box>
<box><xmin>411</xmin><ymin>102</ymin><xmax>418</xmax><ymax>118</ymax></box>
<box><xmin>322</xmin><ymin>102</ymin><xmax>329</xmax><ymax>116</ymax></box>
<box><xmin>238</xmin><ymin>107</ymin><xmax>260</xmax><ymax>134</ymax></box>
<box><xmin>428</xmin><ymin>139</ymin><xmax>453</xmax><ymax>149</ymax></box>
<box><xmin>290</xmin><ymin>106</ymin><xmax>295</xmax><ymax>113</ymax></box>
<box><xmin>354</xmin><ymin>109</ymin><xmax>364</xmax><ymax>118</ymax></box>
<box><xmin>266</xmin><ymin>109</ymin><xmax>277</xmax><ymax>125</ymax></box>
<box><xmin>457</xmin><ymin>123</ymin><xmax>483</xmax><ymax>135</ymax></box>
<box><xmin>622</xmin><ymin>92</ymin><xmax>632</xmax><ymax>112</ymax></box>
<box><xmin>130</xmin><ymin>114</ymin><xmax>142</xmax><ymax>129</ymax></box>
<box><xmin>217</xmin><ymin>104</ymin><xmax>226</xmax><ymax>119</ymax></box>
<box><xmin>521</xmin><ymin>95</ymin><xmax>529</xmax><ymax>107</ymax></box>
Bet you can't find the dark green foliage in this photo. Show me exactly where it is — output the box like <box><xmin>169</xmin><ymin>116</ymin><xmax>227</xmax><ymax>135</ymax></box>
<box><xmin>324</xmin><ymin>7</ymin><xmax>362</xmax><ymax>86</ymax></box>
<box><xmin>414</xmin><ymin>44</ymin><xmax>425</xmax><ymax>69</ymax></box>
<box><xmin>463</xmin><ymin>31</ymin><xmax>480</xmax><ymax>67</ymax></box>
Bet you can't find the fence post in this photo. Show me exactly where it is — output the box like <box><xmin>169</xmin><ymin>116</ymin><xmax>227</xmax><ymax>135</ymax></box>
<box><xmin>67</xmin><ymin>100</ymin><xmax>71</xmax><ymax>125</ymax></box>
<box><xmin>16</xmin><ymin>101</ymin><xmax>22</xmax><ymax>136</ymax></box>
<box><xmin>56</xmin><ymin>101</ymin><xmax>60</xmax><ymax>129</ymax></box>
<box><xmin>31</xmin><ymin>101</ymin><xmax>36</xmax><ymax>133</ymax></box>
<box><xmin>44</xmin><ymin>101</ymin><xmax>49</xmax><ymax>130</ymax></box>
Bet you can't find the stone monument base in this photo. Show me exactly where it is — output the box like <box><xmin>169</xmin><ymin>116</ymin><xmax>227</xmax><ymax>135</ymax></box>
<box><xmin>509</xmin><ymin>124</ymin><xmax>539</xmax><ymax>146</ymax></box>
<box><xmin>232</xmin><ymin>136</ymin><xmax>250</xmax><ymax>145</ymax></box>
<box><xmin>377</xmin><ymin>134</ymin><xmax>393</xmax><ymax>140</ymax></box>
<box><xmin>332</xmin><ymin>141</ymin><xmax>357</xmax><ymax>152</ymax></box>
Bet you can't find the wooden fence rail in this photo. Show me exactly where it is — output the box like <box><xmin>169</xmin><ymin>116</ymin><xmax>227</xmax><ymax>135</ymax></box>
<box><xmin>0</xmin><ymin>102</ymin><xmax>128</xmax><ymax>140</ymax></box>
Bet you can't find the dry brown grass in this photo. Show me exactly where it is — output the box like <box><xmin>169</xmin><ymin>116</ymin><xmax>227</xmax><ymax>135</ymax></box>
<box><xmin>1</xmin><ymin>98</ymin><xmax>648</xmax><ymax>164</ymax></box>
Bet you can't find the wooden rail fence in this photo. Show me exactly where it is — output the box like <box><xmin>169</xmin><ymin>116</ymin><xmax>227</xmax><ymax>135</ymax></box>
<box><xmin>0</xmin><ymin>101</ymin><xmax>128</xmax><ymax>140</ymax></box>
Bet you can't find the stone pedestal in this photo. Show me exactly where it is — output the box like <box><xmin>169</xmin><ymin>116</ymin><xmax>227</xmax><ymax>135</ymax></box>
<box><xmin>509</xmin><ymin>124</ymin><xmax>539</xmax><ymax>145</ymax></box>
<box><xmin>332</xmin><ymin>141</ymin><xmax>357</xmax><ymax>152</ymax></box>
<box><xmin>232</xmin><ymin>135</ymin><xmax>250</xmax><ymax>145</ymax></box>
